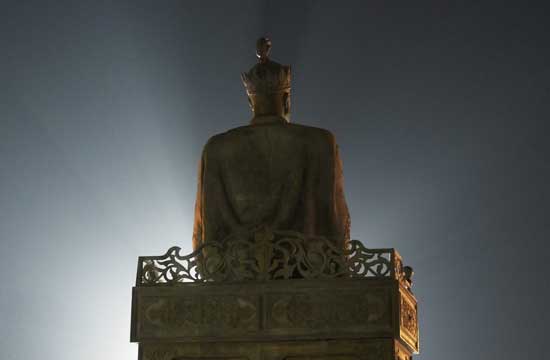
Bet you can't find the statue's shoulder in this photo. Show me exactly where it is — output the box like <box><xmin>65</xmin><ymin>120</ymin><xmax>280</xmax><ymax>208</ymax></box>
<box><xmin>202</xmin><ymin>122</ymin><xmax>335</xmax><ymax>152</ymax></box>
<box><xmin>202</xmin><ymin>125</ymin><xmax>250</xmax><ymax>149</ymax></box>
<box><xmin>201</xmin><ymin>126</ymin><xmax>250</xmax><ymax>156</ymax></box>
<box><xmin>281</xmin><ymin>123</ymin><xmax>337</xmax><ymax>149</ymax></box>
<box><xmin>287</xmin><ymin>123</ymin><xmax>336</xmax><ymax>141</ymax></box>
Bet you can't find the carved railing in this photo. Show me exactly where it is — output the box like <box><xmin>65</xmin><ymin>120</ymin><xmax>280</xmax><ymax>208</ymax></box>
<box><xmin>136</xmin><ymin>227</ymin><xmax>412</xmax><ymax>288</ymax></box>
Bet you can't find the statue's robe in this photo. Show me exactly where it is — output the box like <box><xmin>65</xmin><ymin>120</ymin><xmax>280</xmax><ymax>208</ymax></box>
<box><xmin>192</xmin><ymin>115</ymin><xmax>350</xmax><ymax>250</ymax></box>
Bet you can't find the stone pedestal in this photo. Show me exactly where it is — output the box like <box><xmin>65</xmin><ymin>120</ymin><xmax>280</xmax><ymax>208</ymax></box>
<box><xmin>130</xmin><ymin>230</ymin><xmax>419</xmax><ymax>360</ymax></box>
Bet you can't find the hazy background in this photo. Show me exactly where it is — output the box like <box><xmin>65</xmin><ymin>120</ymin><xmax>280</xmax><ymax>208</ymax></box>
<box><xmin>1</xmin><ymin>1</ymin><xmax>548</xmax><ymax>359</ymax></box>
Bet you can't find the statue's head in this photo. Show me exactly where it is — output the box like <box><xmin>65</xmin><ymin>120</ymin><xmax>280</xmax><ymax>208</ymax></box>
<box><xmin>241</xmin><ymin>37</ymin><xmax>291</xmax><ymax>122</ymax></box>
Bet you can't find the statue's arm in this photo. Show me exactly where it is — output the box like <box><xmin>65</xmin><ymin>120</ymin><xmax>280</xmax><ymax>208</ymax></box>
<box><xmin>193</xmin><ymin>137</ymin><xmax>244</xmax><ymax>247</ymax></box>
<box><xmin>334</xmin><ymin>142</ymin><xmax>351</xmax><ymax>242</ymax></box>
<box><xmin>192</xmin><ymin>148</ymin><xmax>206</xmax><ymax>250</ymax></box>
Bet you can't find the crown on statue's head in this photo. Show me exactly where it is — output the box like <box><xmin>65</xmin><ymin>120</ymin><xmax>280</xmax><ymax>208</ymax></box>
<box><xmin>241</xmin><ymin>37</ymin><xmax>291</xmax><ymax>96</ymax></box>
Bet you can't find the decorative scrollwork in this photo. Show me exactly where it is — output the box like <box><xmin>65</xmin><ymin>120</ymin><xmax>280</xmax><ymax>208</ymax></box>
<box><xmin>401</xmin><ymin>297</ymin><xmax>418</xmax><ymax>337</ymax></box>
<box><xmin>137</xmin><ymin>227</ymin><xmax>410</xmax><ymax>286</ymax></box>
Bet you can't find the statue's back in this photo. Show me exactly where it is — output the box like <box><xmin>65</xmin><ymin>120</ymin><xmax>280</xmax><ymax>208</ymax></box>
<box><xmin>193</xmin><ymin>115</ymin><xmax>349</xmax><ymax>249</ymax></box>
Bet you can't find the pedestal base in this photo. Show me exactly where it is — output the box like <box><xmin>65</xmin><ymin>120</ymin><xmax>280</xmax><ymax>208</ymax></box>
<box><xmin>131</xmin><ymin>278</ymin><xmax>418</xmax><ymax>360</ymax></box>
<box><xmin>139</xmin><ymin>339</ymin><xmax>412</xmax><ymax>360</ymax></box>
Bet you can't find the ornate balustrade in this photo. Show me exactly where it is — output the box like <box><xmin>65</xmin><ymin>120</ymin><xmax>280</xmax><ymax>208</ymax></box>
<box><xmin>135</xmin><ymin>227</ymin><xmax>413</xmax><ymax>290</ymax></box>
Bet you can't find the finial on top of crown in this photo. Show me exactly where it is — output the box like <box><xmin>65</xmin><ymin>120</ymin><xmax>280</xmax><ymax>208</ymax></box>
<box><xmin>241</xmin><ymin>37</ymin><xmax>291</xmax><ymax>96</ymax></box>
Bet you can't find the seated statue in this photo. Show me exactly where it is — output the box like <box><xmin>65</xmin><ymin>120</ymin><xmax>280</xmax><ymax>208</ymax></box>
<box><xmin>192</xmin><ymin>38</ymin><xmax>350</xmax><ymax>251</ymax></box>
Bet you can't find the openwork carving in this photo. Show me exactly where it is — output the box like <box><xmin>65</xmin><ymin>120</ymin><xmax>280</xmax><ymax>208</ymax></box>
<box><xmin>136</xmin><ymin>228</ymin><xmax>410</xmax><ymax>286</ymax></box>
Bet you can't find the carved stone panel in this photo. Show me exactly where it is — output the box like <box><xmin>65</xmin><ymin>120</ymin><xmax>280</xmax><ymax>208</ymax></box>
<box><xmin>133</xmin><ymin>279</ymin><xmax>413</xmax><ymax>343</ymax></box>
<box><xmin>138</xmin><ymin>294</ymin><xmax>259</xmax><ymax>338</ymax></box>
<box><xmin>265</xmin><ymin>287</ymin><xmax>393</xmax><ymax>335</ymax></box>
<box><xmin>398</xmin><ymin>289</ymin><xmax>419</xmax><ymax>353</ymax></box>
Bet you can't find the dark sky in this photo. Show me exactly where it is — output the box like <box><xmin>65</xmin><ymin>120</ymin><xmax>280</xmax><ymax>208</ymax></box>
<box><xmin>1</xmin><ymin>1</ymin><xmax>549</xmax><ymax>359</ymax></box>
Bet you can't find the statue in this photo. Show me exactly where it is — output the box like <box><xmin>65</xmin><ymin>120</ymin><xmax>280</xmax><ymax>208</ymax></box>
<box><xmin>131</xmin><ymin>38</ymin><xmax>419</xmax><ymax>360</ymax></box>
<box><xmin>192</xmin><ymin>38</ymin><xmax>350</xmax><ymax>250</ymax></box>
